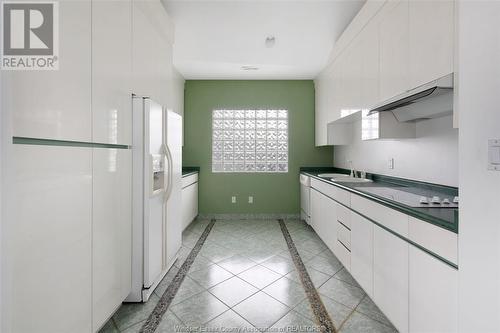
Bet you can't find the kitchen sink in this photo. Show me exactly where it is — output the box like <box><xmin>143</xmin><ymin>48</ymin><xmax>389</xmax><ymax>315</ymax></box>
<box><xmin>331</xmin><ymin>177</ymin><xmax>373</xmax><ymax>183</ymax></box>
<box><xmin>317</xmin><ymin>173</ymin><xmax>350</xmax><ymax>178</ymax></box>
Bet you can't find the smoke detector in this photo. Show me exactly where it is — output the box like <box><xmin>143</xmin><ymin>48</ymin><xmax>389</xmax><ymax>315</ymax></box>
<box><xmin>265</xmin><ymin>36</ymin><xmax>276</xmax><ymax>48</ymax></box>
<box><xmin>241</xmin><ymin>65</ymin><xmax>259</xmax><ymax>71</ymax></box>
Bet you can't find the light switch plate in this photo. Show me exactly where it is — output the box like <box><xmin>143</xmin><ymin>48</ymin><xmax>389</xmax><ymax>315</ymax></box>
<box><xmin>488</xmin><ymin>139</ymin><xmax>500</xmax><ymax>171</ymax></box>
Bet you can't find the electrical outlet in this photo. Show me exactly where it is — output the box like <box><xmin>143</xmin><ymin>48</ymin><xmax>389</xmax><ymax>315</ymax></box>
<box><xmin>488</xmin><ymin>139</ymin><xmax>500</xmax><ymax>170</ymax></box>
<box><xmin>231</xmin><ymin>196</ymin><xmax>236</xmax><ymax>203</ymax></box>
<box><xmin>248</xmin><ymin>196</ymin><xmax>253</xmax><ymax>204</ymax></box>
<box><xmin>388</xmin><ymin>158</ymin><xmax>394</xmax><ymax>169</ymax></box>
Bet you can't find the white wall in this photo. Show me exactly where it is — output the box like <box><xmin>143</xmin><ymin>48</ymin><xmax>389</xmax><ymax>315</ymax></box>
<box><xmin>457</xmin><ymin>1</ymin><xmax>500</xmax><ymax>332</ymax></box>
<box><xmin>333</xmin><ymin>115</ymin><xmax>458</xmax><ymax>186</ymax></box>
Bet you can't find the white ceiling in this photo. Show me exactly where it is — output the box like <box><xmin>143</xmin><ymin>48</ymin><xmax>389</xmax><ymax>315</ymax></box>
<box><xmin>162</xmin><ymin>0</ymin><xmax>365</xmax><ymax>79</ymax></box>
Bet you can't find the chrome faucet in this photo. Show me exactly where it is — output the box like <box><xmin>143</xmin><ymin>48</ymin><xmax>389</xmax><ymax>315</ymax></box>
<box><xmin>348</xmin><ymin>160</ymin><xmax>356</xmax><ymax>178</ymax></box>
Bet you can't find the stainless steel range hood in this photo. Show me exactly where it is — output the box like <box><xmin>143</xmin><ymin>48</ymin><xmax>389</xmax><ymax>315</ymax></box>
<box><xmin>368</xmin><ymin>73</ymin><xmax>454</xmax><ymax>122</ymax></box>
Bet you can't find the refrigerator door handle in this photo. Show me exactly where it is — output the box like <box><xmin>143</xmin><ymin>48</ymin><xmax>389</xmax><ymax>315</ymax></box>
<box><xmin>161</xmin><ymin>144</ymin><xmax>168</xmax><ymax>196</ymax></box>
<box><xmin>162</xmin><ymin>143</ymin><xmax>173</xmax><ymax>203</ymax></box>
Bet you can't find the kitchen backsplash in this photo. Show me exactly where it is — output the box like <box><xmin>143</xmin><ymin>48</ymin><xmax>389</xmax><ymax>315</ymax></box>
<box><xmin>334</xmin><ymin>115</ymin><xmax>458</xmax><ymax>187</ymax></box>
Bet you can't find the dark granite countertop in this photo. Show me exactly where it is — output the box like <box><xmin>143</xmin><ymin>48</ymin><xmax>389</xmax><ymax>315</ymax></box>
<box><xmin>182</xmin><ymin>166</ymin><xmax>200</xmax><ymax>177</ymax></box>
<box><xmin>300</xmin><ymin>167</ymin><xmax>459</xmax><ymax>233</ymax></box>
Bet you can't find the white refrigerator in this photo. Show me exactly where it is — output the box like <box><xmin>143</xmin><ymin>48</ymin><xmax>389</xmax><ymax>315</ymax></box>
<box><xmin>127</xmin><ymin>96</ymin><xmax>182</xmax><ymax>302</ymax></box>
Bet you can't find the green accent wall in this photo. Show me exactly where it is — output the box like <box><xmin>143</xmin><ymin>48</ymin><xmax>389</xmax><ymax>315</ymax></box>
<box><xmin>183</xmin><ymin>80</ymin><xmax>332</xmax><ymax>214</ymax></box>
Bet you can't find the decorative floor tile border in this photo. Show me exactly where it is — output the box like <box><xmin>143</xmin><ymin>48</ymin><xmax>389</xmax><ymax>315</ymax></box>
<box><xmin>278</xmin><ymin>219</ymin><xmax>337</xmax><ymax>333</ymax></box>
<box><xmin>139</xmin><ymin>219</ymin><xmax>216</xmax><ymax>333</ymax></box>
<box><xmin>199</xmin><ymin>213</ymin><xmax>300</xmax><ymax>220</ymax></box>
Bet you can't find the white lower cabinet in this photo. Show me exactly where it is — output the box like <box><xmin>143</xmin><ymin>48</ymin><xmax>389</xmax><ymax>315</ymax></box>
<box><xmin>335</xmin><ymin>239</ymin><xmax>351</xmax><ymax>271</ymax></box>
<box><xmin>373</xmin><ymin>225</ymin><xmax>409</xmax><ymax>333</ymax></box>
<box><xmin>4</xmin><ymin>145</ymin><xmax>92</xmax><ymax>333</ymax></box>
<box><xmin>336</xmin><ymin>220</ymin><xmax>351</xmax><ymax>270</ymax></box>
<box><xmin>310</xmin><ymin>189</ymin><xmax>337</xmax><ymax>251</ymax></box>
<box><xmin>300</xmin><ymin>182</ymin><xmax>310</xmax><ymax>223</ymax></box>
<box><xmin>92</xmin><ymin>148</ymin><xmax>132</xmax><ymax>331</ymax></box>
<box><xmin>305</xmin><ymin>176</ymin><xmax>459</xmax><ymax>333</ymax></box>
<box><xmin>409</xmin><ymin>245</ymin><xmax>458</xmax><ymax>333</ymax></box>
<box><xmin>181</xmin><ymin>175</ymin><xmax>199</xmax><ymax>230</ymax></box>
<box><xmin>350</xmin><ymin>212</ymin><xmax>374</xmax><ymax>297</ymax></box>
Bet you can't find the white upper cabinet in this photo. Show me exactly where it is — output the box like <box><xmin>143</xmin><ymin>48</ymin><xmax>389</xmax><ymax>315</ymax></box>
<box><xmin>359</xmin><ymin>27</ymin><xmax>380</xmax><ymax>110</ymax></box>
<box><xmin>315</xmin><ymin>0</ymin><xmax>456</xmax><ymax>143</ymax></box>
<box><xmin>315</xmin><ymin>63</ymin><xmax>338</xmax><ymax>146</ymax></box>
<box><xmin>409</xmin><ymin>0</ymin><xmax>454</xmax><ymax>88</ymax></box>
<box><xmin>92</xmin><ymin>0</ymin><xmax>132</xmax><ymax>145</ymax></box>
<box><xmin>6</xmin><ymin>0</ymin><xmax>91</xmax><ymax>142</ymax></box>
<box><xmin>341</xmin><ymin>44</ymin><xmax>363</xmax><ymax>114</ymax></box>
<box><xmin>314</xmin><ymin>79</ymin><xmax>328</xmax><ymax>146</ymax></box>
<box><xmin>379</xmin><ymin>0</ymin><xmax>409</xmax><ymax>102</ymax></box>
<box><xmin>132</xmin><ymin>0</ymin><xmax>174</xmax><ymax>107</ymax></box>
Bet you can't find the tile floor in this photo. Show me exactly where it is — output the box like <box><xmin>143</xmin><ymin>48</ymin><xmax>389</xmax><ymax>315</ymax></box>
<box><xmin>99</xmin><ymin>218</ymin><xmax>398</xmax><ymax>333</ymax></box>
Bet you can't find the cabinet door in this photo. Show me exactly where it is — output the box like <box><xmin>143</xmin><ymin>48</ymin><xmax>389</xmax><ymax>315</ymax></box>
<box><xmin>182</xmin><ymin>183</ymin><xmax>197</xmax><ymax>230</ymax></box>
<box><xmin>300</xmin><ymin>184</ymin><xmax>310</xmax><ymax>220</ymax></box>
<box><xmin>359</xmin><ymin>27</ymin><xmax>380</xmax><ymax>110</ymax></box>
<box><xmin>314</xmin><ymin>78</ymin><xmax>327</xmax><ymax>146</ymax></box>
<box><xmin>132</xmin><ymin>0</ymin><xmax>173</xmax><ymax>107</ymax></box>
<box><xmin>6</xmin><ymin>0</ymin><xmax>91</xmax><ymax>141</ymax></box>
<box><xmin>350</xmin><ymin>212</ymin><xmax>374</xmax><ymax>297</ymax></box>
<box><xmin>4</xmin><ymin>145</ymin><xmax>92</xmax><ymax>333</ymax></box>
<box><xmin>373</xmin><ymin>225</ymin><xmax>409</xmax><ymax>333</ymax></box>
<box><xmin>92</xmin><ymin>0</ymin><xmax>132</xmax><ymax>145</ymax></box>
<box><xmin>409</xmin><ymin>0</ymin><xmax>454</xmax><ymax>88</ymax></box>
<box><xmin>333</xmin><ymin>55</ymin><xmax>347</xmax><ymax>118</ymax></box>
<box><xmin>315</xmin><ymin>63</ymin><xmax>338</xmax><ymax>146</ymax></box>
<box><xmin>342</xmin><ymin>43</ymin><xmax>363</xmax><ymax>114</ymax></box>
<box><xmin>92</xmin><ymin>148</ymin><xmax>132</xmax><ymax>331</ymax></box>
<box><xmin>379</xmin><ymin>0</ymin><xmax>409</xmax><ymax>101</ymax></box>
<box><xmin>310</xmin><ymin>189</ymin><xmax>337</xmax><ymax>252</ymax></box>
<box><xmin>409</xmin><ymin>245</ymin><xmax>458</xmax><ymax>333</ymax></box>
<box><xmin>310</xmin><ymin>188</ymin><xmax>323</xmax><ymax>233</ymax></box>
<box><xmin>191</xmin><ymin>183</ymin><xmax>199</xmax><ymax>223</ymax></box>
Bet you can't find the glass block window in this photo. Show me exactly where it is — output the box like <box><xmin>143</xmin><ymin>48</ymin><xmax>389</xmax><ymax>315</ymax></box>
<box><xmin>212</xmin><ymin>109</ymin><xmax>288</xmax><ymax>173</ymax></box>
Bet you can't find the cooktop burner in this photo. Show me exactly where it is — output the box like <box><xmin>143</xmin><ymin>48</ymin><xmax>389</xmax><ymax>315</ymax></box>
<box><xmin>355</xmin><ymin>186</ymin><xmax>459</xmax><ymax>208</ymax></box>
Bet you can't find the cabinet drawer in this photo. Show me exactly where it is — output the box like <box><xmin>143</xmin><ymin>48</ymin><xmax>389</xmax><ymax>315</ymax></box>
<box><xmin>337</xmin><ymin>221</ymin><xmax>351</xmax><ymax>249</ymax></box>
<box><xmin>351</xmin><ymin>193</ymin><xmax>409</xmax><ymax>237</ymax></box>
<box><xmin>336</xmin><ymin>203</ymin><xmax>351</xmax><ymax>228</ymax></box>
<box><xmin>182</xmin><ymin>173</ymin><xmax>198</xmax><ymax>188</ymax></box>
<box><xmin>334</xmin><ymin>187</ymin><xmax>351</xmax><ymax>207</ymax></box>
<box><xmin>311</xmin><ymin>178</ymin><xmax>351</xmax><ymax>207</ymax></box>
<box><xmin>182</xmin><ymin>182</ymin><xmax>198</xmax><ymax>230</ymax></box>
<box><xmin>408</xmin><ymin>216</ymin><xmax>458</xmax><ymax>265</ymax></box>
<box><xmin>336</xmin><ymin>240</ymin><xmax>351</xmax><ymax>271</ymax></box>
